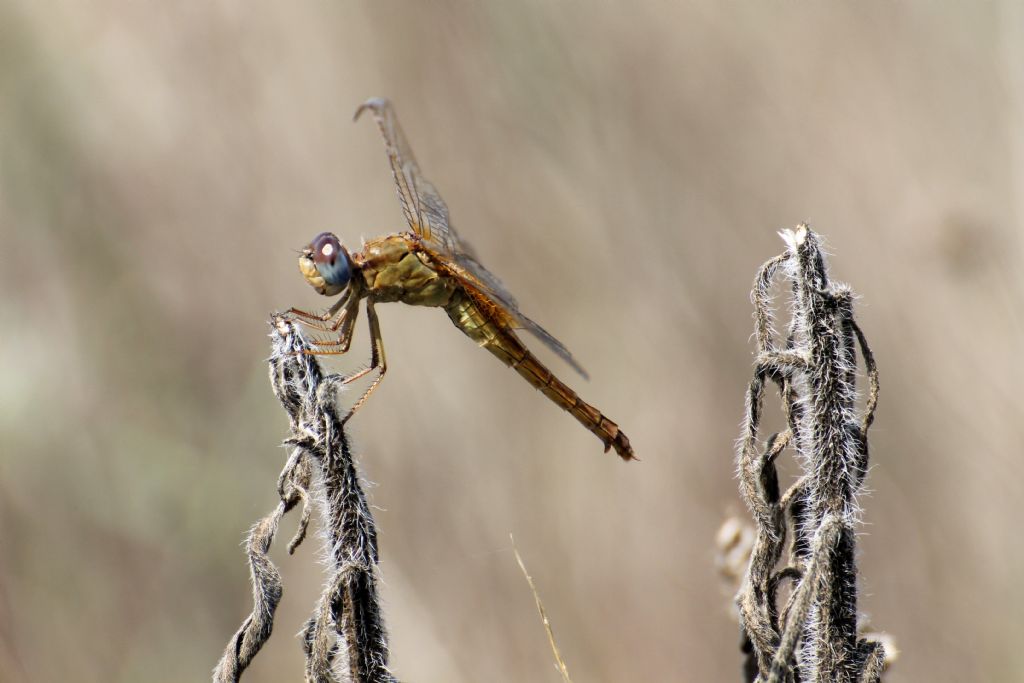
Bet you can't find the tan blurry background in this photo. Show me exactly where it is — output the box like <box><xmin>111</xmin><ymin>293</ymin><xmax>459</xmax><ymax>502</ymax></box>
<box><xmin>1</xmin><ymin>2</ymin><xmax>1022</xmax><ymax>681</ymax></box>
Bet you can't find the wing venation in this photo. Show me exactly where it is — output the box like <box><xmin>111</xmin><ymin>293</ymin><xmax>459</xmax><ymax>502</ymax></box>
<box><xmin>357</xmin><ymin>98</ymin><xmax>588</xmax><ymax>379</ymax></box>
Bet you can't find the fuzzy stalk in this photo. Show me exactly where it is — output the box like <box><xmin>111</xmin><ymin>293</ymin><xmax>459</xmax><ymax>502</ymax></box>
<box><xmin>735</xmin><ymin>225</ymin><xmax>887</xmax><ymax>683</ymax></box>
<box><xmin>214</xmin><ymin>318</ymin><xmax>395</xmax><ymax>683</ymax></box>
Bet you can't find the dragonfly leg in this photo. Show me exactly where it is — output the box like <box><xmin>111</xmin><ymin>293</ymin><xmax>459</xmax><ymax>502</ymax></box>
<box><xmin>302</xmin><ymin>295</ymin><xmax>360</xmax><ymax>353</ymax></box>
<box><xmin>286</xmin><ymin>290</ymin><xmax>352</xmax><ymax>332</ymax></box>
<box><xmin>338</xmin><ymin>299</ymin><xmax>387</xmax><ymax>424</ymax></box>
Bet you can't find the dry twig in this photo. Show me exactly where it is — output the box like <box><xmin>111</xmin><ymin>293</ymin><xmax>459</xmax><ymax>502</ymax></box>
<box><xmin>214</xmin><ymin>318</ymin><xmax>394</xmax><ymax>683</ymax></box>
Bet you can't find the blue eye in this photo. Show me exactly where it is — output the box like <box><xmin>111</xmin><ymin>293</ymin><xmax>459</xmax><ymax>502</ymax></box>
<box><xmin>310</xmin><ymin>232</ymin><xmax>352</xmax><ymax>288</ymax></box>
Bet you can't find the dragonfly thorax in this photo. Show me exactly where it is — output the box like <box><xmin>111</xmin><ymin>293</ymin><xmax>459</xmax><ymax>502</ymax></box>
<box><xmin>354</xmin><ymin>233</ymin><xmax>456</xmax><ymax>307</ymax></box>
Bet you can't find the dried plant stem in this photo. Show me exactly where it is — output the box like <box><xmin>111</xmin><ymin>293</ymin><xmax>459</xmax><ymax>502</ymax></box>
<box><xmin>511</xmin><ymin>535</ymin><xmax>573</xmax><ymax>683</ymax></box>
<box><xmin>214</xmin><ymin>318</ymin><xmax>394</xmax><ymax>683</ymax></box>
<box><xmin>735</xmin><ymin>225</ymin><xmax>889</xmax><ymax>682</ymax></box>
<box><xmin>212</xmin><ymin>446</ymin><xmax>312</xmax><ymax>683</ymax></box>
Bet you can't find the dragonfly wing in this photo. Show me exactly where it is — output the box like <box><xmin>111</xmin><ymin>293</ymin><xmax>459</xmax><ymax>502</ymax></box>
<box><xmin>355</xmin><ymin>98</ymin><xmax>462</xmax><ymax>257</ymax></box>
<box><xmin>454</xmin><ymin>252</ymin><xmax>590</xmax><ymax>380</ymax></box>
<box><xmin>516</xmin><ymin>310</ymin><xmax>590</xmax><ymax>381</ymax></box>
<box><xmin>455</xmin><ymin>253</ymin><xmax>518</xmax><ymax>308</ymax></box>
<box><xmin>357</xmin><ymin>99</ymin><xmax>589</xmax><ymax>380</ymax></box>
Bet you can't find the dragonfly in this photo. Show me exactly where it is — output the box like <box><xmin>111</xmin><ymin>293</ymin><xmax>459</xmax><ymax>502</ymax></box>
<box><xmin>285</xmin><ymin>98</ymin><xmax>634</xmax><ymax>461</ymax></box>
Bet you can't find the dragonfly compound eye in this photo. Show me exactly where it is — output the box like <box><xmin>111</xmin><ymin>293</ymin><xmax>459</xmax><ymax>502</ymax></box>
<box><xmin>304</xmin><ymin>231</ymin><xmax>352</xmax><ymax>295</ymax></box>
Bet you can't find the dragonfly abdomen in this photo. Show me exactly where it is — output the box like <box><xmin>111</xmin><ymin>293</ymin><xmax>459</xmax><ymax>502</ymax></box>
<box><xmin>445</xmin><ymin>290</ymin><xmax>634</xmax><ymax>461</ymax></box>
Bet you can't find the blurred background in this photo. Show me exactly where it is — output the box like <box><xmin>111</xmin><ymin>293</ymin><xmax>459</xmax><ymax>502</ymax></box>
<box><xmin>1</xmin><ymin>2</ymin><xmax>1021</xmax><ymax>681</ymax></box>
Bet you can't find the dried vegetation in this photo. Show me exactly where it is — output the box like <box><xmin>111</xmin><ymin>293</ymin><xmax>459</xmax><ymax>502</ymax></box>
<box><xmin>734</xmin><ymin>225</ymin><xmax>891</xmax><ymax>682</ymax></box>
<box><xmin>214</xmin><ymin>318</ymin><xmax>394</xmax><ymax>683</ymax></box>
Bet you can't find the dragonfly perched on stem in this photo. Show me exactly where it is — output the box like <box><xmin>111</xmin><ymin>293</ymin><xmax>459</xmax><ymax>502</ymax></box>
<box><xmin>284</xmin><ymin>98</ymin><xmax>635</xmax><ymax>461</ymax></box>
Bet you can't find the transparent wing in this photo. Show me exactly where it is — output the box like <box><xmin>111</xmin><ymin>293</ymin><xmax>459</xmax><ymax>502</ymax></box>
<box><xmin>357</xmin><ymin>97</ymin><xmax>589</xmax><ymax>380</ymax></box>
<box><xmin>354</xmin><ymin>97</ymin><xmax>462</xmax><ymax>257</ymax></box>
<box><xmin>450</xmin><ymin>249</ymin><xmax>590</xmax><ymax>380</ymax></box>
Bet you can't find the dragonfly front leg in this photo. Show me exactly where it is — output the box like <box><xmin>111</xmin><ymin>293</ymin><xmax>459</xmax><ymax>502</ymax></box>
<box><xmin>304</xmin><ymin>294</ymin><xmax>361</xmax><ymax>353</ymax></box>
<box><xmin>338</xmin><ymin>299</ymin><xmax>387</xmax><ymax>424</ymax></box>
<box><xmin>286</xmin><ymin>289</ymin><xmax>353</xmax><ymax>333</ymax></box>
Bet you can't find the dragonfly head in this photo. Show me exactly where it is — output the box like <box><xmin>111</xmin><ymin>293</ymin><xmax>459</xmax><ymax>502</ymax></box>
<box><xmin>299</xmin><ymin>232</ymin><xmax>353</xmax><ymax>297</ymax></box>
